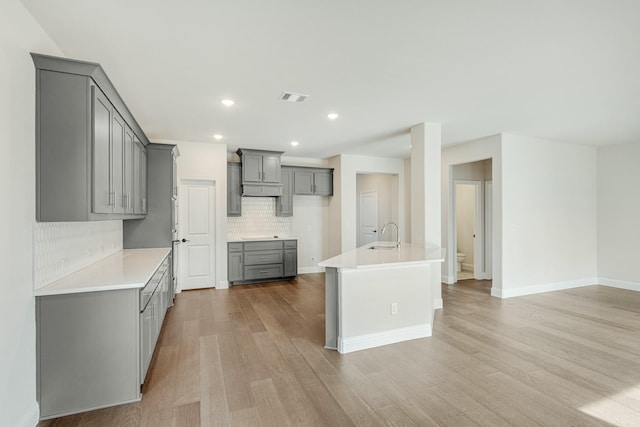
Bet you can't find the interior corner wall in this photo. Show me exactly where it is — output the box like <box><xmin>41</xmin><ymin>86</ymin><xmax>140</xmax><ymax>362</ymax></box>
<box><xmin>328</xmin><ymin>155</ymin><xmax>342</xmax><ymax>258</ymax></box>
<box><xmin>1</xmin><ymin>2</ymin><xmax>64</xmax><ymax>426</ymax></box>
<box><xmin>160</xmin><ymin>139</ymin><xmax>229</xmax><ymax>289</ymax></box>
<box><xmin>500</xmin><ymin>134</ymin><xmax>597</xmax><ymax>296</ymax></box>
<box><xmin>403</xmin><ymin>158</ymin><xmax>412</xmax><ymax>242</ymax></box>
<box><xmin>597</xmin><ymin>142</ymin><xmax>640</xmax><ymax>289</ymax></box>
<box><xmin>442</xmin><ymin>135</ymin><xmax>502</xmax><ymax>286</ymax></box>
<box><xmin>335</xmin><ymin>155</ymin><xmax>405</xmax><ymax>253</ymax></box>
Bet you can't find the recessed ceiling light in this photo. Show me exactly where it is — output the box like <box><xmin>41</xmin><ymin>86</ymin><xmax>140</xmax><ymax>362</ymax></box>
<box><xmin>221</xmin><ymin>99</ymin><xmax>235</xmax><ymax>107</ymax></box>
<box><xmin>290</xmin><ymin>141</ymin><xmax>299</xmax><ymax>147</ymax></box>
<box><xmin>327</xmin><ymin>112</ymin><xmax>339</xmax><ymax>120</ymax></box>
<box><xmin>213</xmin><ymin>134</ymin><xmax>223</xmax><ymax>140</ymax></box>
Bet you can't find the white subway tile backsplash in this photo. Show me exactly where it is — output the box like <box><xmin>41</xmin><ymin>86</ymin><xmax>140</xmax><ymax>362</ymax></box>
<box><xmin>33</xmin><ymin>221</ymin><xmax>123</xmax><ymax>290</ymax></box>
<box><xmin>227</xmin><ymin>197</ymin><xmax>292</xmax><ymax>240</ymax></box>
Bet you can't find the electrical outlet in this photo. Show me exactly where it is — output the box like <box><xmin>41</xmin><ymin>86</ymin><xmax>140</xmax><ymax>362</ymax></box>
<box><xmin>391</xmin><ymin>302</ymin><xmax>398</xmax><ymax>315</ymax></box>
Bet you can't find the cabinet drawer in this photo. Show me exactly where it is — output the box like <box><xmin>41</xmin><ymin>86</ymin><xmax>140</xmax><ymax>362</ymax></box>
<box><xmin>245</xmin><ymin>250</ymin><xmax>283</xmax><ymax>266</ymax></box>
<box><xmin>228</xmin><ymin>242</ymin><xmax>243</xmax><ymax>252</ymax></box>
<box><xmin>244</xmin><ymin>241</ymin><xmax>283</xmax><ymax>251</ymax></box>
<box><xmin>284</xmin><ymin>240</ymin><xmax>297</xmax><ymax>249</ymax></box>
<box><xmin>244</xmin><ymin>264</ymin><xmax>283</xmax><ymax>281</ymax></box>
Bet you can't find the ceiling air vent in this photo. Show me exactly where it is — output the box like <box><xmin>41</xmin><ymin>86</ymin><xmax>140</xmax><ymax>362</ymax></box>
<box><xmin>279</xmin><ymin>92</ymin><xmax>309</xmax><ymax>103</ymax></box>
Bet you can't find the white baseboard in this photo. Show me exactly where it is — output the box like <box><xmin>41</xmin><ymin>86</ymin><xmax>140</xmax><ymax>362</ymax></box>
<box><xmin>461</xmin><ymin>263</ymin><xmax>474</xmax><ymax>272</ymax></box>
<box><xmin>442</xmin><ymin>274</ymin><xmax>454</xmax><ymax>284</ymax></box>
<box><xmin>217</xmin><ymin>280</ymin><xmax>229</xmax><ymax>290</ymax></box>
<box><xmin>17</xmin><ymin>401</ymin><xmax>39</xmax><ymax>427</ymax></box>
<box><xmin>433</xmin><ymin>298</ymin><xmax>443</xmax><ymax>309</ymax></box>
<box><xmin>491</xmin><ymin>277</ymin><xmax>597</xmax><ymax>299</ymax></box>
<box><xmin>598</xmin><ymin>278</ymin><xmax>640</xmax><ymax>292</ymax></box>
<box><xmin>337</xmin><ymin>324</ymin><xmax>432</xmax><ymax>354</ymax></box>
<box><xmin>298</xmin><ymin>266</ymin><xmax>325</xmax><ymax>274</ymax></box>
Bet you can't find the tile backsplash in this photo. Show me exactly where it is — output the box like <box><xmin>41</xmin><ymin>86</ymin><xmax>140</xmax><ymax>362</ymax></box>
<box><xmin>227</xmin><ymin>197</ymin><xmax>292</xmax><ymax>240</ymax></box>
<box><xmin>33</xmin><ymin>221</ymin><xmax>123</xmax><ymax>290</ymax></box>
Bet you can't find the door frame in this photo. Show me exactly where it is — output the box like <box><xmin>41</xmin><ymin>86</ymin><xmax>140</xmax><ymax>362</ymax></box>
<box><xmin>178</xmin><ymin>178</ymin><xmax>216</xmax><ymax>291</ymax></box>
<box><xmin>484</xmin><ymin>181</ymin><xmax>493</xmax><ymax>280</ymax></box>
<box><xmin>453</xmin><ymin>180</ymin><xmax>484</xmax><ymax>282</ymax></box>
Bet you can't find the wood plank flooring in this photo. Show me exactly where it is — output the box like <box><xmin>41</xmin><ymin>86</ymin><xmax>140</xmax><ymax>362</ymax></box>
<box><xmin>39</xmin><ymin>276</ymin><xmax>640</xmax><ymax>426</ymax></box>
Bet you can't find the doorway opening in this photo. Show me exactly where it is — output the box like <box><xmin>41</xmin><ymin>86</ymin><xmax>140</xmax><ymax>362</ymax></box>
<box><xmin>356</xmin><ymin>173</ymin><xmax>399</xmax><ymax>247</ymax></box>
<box><xmin>451</xmin><ymin>159</ymin><xmax>493</xmax><ymax>286</ymax></box>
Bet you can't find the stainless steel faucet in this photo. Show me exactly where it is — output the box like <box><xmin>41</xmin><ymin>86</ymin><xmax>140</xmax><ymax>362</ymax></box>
<box><xmin>380</xmin><ymin>221</ymin><xmax>400</xmax><ymax>247</ymax></box>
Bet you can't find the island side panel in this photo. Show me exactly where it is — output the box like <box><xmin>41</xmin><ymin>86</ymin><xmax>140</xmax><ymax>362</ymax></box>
<box><xmin>324</xmin><ymin>267</ymin><xmax>339</xmax><ymax>349</ymax></box>
<box><xmin>338</xmin><ymin>264</ymin><xmax>432</xmax><ymax>353</ymax></box>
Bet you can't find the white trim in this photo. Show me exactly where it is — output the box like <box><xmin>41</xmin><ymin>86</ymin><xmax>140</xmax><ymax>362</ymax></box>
<box><xmin>491</xmin><ymin>277</ymin><xmax>597</xmax><ymax>298</ymax></box>
<box><xmin>16</xmin><ymin>402</ymin><xmax>39</xmax><ymax>427</ymax></box>
<box><xmin>337</xmin><ymin>324</ymin><xmax>432</xmax><ymax>354</ymax></box>
<box><xmin>298</xmin><ymin>266</ymin><xmax>325</xmax><ymax>274</ymax></box>
<box><xmin>442</xmin><ymin>274</ymin><xmax>454</xmax><ymax>285</ymax></box>
<box><xmin>433</xmin><ymin>297</ymin><xmax>443</xmax><ymax>309</ymax></box>
<box><xmin>598</xmin><ymin>278</ymin><xmax>640</xmax><ymax>292</ymax></box>
<box><xmin>217</xmin><ymin>280</ymin><xmax>229</xmax><ymax>289</ymax></box>
<box><xmin>461</xmin><ymin>262</ymin><xmax>474</xmax><ymax>272</ymax></box>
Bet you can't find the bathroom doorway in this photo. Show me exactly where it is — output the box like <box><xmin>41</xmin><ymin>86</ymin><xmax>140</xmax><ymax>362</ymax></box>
<box><xmin>451</xmin><ymin>159</ymin><xmax>493</xmax><ymax>284</ymax></box>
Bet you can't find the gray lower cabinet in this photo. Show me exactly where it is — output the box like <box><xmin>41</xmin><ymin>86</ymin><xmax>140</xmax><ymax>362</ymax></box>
<box><xmin>228</xmin><ymin>240</ymin><xmax>297</xmax><ymax>284</ymax></box>
<box><xmin>227</xmin><ymin>163</ymin><xmax>242</xmax><ymax>216</ymax></box>
<box><xmin>36</xmin><ymin>255</ymin><xmax>171</xmax><ymax>420</ymax></box>
<box><xmin>32</xmin><ymin>53</ymin><xmax>149</xmax><ymax>222</ymax></box>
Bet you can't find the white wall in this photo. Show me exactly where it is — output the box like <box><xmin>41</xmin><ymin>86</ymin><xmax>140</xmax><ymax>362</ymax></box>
<box><xmin>1</xmin><ymin>2</ymin><xmax>63</xmax><ymax>426</ymax></box>
<box><xmin>500</xmin><ymin>134</ymin><xmax>597</xmax><ymax>297</ymax></box>
<box><xmin>442</xmin><ymin>135</ymin><xmax>502</xmax><ymax>286</ymax></box>
<box><xmin>291</xmin><ymin>196</ymin><xmax>330</xmax><ymax>273</ymax></box>
<box><xmin>156</xmin><ymin>140</ymin><xmax>228</xmax><ymax>289</ymax></box>
<box><xmin>597</xmin><ymin>142</ymin><xmax>640</xmax><ymax>289</ymax></box>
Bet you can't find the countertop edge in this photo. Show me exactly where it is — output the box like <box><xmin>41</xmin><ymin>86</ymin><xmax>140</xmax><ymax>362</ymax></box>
<box><xmin>34</xmin><ymin>247</ymin><xmax>171</xmax><ymax>297</ymax></box>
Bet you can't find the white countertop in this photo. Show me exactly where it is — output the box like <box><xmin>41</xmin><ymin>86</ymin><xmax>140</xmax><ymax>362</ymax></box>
<box><xmin>34</xmin><ymin>248</ymin><xmax>171</xmax><ymax>296</ymax></box>
<box><xmin>228</xmin><ymin>236</ymin><xmax>298</xmax><ymax>242</ymax></box>
<box><xmin>319</xmin><ymin>242</ymin><xmax>445</xmax><ymax>269</ymax></box>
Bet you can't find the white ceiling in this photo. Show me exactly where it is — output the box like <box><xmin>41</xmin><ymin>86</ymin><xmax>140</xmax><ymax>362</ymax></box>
<box><xmin>22</xmin><ymin>0</ymin><xmax>640</xmax><ymax>159</ymax></box>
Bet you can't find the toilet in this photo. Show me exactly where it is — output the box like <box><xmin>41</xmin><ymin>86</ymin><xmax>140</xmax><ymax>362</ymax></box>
<box><xmin>456</xmin><ymin>252</ymin><xmax>466</xmax><ymax>272</ymax></box>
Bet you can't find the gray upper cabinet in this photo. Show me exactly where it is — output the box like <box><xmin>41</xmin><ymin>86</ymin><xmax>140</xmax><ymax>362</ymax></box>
<box><xmin>236</xmin><ymin>148</ymin><xmax>283</xmax><ymax>196</ymax></box>
<box><xmin>276</xmin><ymin>167</ymin><xmax>293</xmax><ymax>217</ymax></box>
<box><xmin>293</xmin><ymin>167</ymin><xmax>334</xmax><ymax>196</ymax></box>
<box><xmin>32</xmin><ymin>53</ymin><xmax>150</xmax><ymax>221</ymax></box>
<box><xmin>227</xmin><ymin>163</ymin><xmax>242</xmax><ymax>217</ymax></box>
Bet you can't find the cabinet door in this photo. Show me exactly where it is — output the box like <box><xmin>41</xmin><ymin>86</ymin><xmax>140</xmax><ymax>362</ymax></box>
<box><xmin>140</xmin><ymin>144</ymin><xmax>147</xmax><ymax>214</ymax></box>
<box><xmin>123</xmin><ymin>127</ymin><xmax>134</xmax><ymax>214</ymax></box>
<box><xmin>228</xmin><ymin>252</ymin><xmax>244</xmax><ymax>282</ymax></box>
<box><xmin>284</xmin><ymin>248</ymin><xmax>297</xmax><ymax>277</ymax></box>
<box><xmin>242</xmin><ymin>153</ymin><xmax>263</xmax><ymax>183</ymax></box>
<box><xmin>92</xmin><ymin>85</ymin><xmax>113</xmax><ymax>214</ymax></box>
<box><xmin>314</xmin><ymin>171</ymin><xmax>333</xmax><ymax>196</ymax></box>
<box><xmin>227</xmin><ymin>163</ymin><xmax>242</xmax><ymax>216</ymax></box>
<box><xmin>276</xmin><ymin>167</ymin><xmax>293</xmax><ymax>216</ymax></box>
<box><xmin>293</xmin><ymin>170</ymin><xmax>314</xmax><ymax>195</ymax></box>
<box><xmin>262</xmin><ymin>154</ymin><xmax>281</xmax><ymax>183</ymax></box>
<box><xmin>111</xmin><ymin>112</ymin><xmax>125</xmax><ymax>214</ymax></box>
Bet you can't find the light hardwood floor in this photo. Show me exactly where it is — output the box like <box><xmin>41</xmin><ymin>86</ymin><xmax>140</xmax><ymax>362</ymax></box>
<box><xmin>39</xmin><ymin>275</ymin><xmax>640</xmax><ymax>426</ymax></box>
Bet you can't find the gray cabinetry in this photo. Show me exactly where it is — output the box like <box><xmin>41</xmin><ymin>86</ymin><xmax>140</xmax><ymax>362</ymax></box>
<box><xmin>32</xmin><ymin>53</ymin><xmax>150</xmax><ymax>222</ymax></box>
<box><xmin>227</xmin><ymin>163</ymin><xmax>242</xmax><ymax>216</ymax></box>
<box><xmin>36</xmin><ymin>254</ymin><xmax>171</xmax><ymax>419</ymax></box>
<box><xmin>293</xmin><ymin>167</ymin><xmax>333</xmax><ymax>196</ymax></box>
<box><xmin>276</xmin><ymin>167</ymin><xmax>294</xmax><ymax>217</ymax></box>
<box><xmin>236</xmin><ymin>148</ymin><xmax>284</xmax><ymax>196</ymax></box>
<box><xmin>227</xmin><ymin>240</ymin><xmax>297</xmax><ymax>284</ymax></box>
<box><xmin>124</xmin><ymin>144</ymin><xmax>179</xmax><ymax>301</ymax></box>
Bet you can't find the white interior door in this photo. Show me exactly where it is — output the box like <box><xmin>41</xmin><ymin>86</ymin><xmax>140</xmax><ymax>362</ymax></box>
<box><xmin>359</xmin><ymin>191</ymin><xmax>378</xmax><ymax>246</ymax></box>
<box><xmin>485</xmin><ymin>181</ymin><xmax>493</xmax><ymax>280</ymax></box>
<box><xmin>179</xmin><ymin>179</ymin><xmax>216</xmax><ymax>290</ymax></box>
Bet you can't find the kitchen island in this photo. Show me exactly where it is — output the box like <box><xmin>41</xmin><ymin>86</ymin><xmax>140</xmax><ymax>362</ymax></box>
<box><xmin>319</xmin><ymin>242</ymin><xmax>445</xmax><ymax>354</ymax></box>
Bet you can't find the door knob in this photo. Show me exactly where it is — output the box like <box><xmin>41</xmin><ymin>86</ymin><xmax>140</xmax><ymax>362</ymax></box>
<box><xmin>181</xmin><ymin>238</ymin><xmax>189</xmax><ymax>243</ymax></box>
